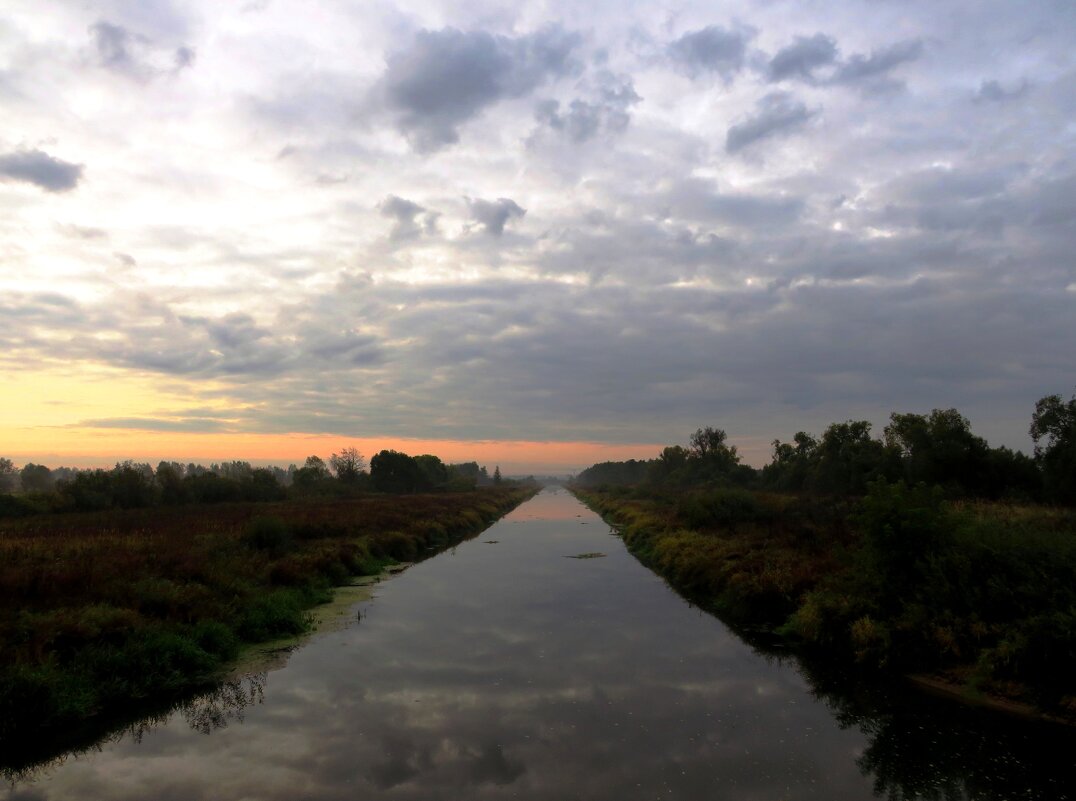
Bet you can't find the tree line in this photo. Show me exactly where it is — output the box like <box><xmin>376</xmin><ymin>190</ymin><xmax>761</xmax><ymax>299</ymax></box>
<box><xmin>575</xmin><ymin>390</ymin><xmax>1076</xmax><ymax>505</ymax></box>
<box><xmin>0</xmin><ymin>446</ymin><xmax>527</xmax><ymax>517</ymax></box>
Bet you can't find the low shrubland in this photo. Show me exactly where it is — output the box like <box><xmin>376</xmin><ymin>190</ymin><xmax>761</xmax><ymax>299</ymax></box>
<box><xmin>0</xmin><ymin>487</ymin><xmax>535</xmax><ymax>751</ymax></box>
<box><xmin>574</xmin><ymin>483</ymin><xmax>1076</xmax><ymax>713</ymax></box>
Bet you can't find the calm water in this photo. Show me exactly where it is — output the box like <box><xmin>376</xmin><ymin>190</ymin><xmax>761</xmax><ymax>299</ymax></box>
<box><xmin>5</xmin><ymin>488</ymin><xmax>1074</xmax><ymax>800</ymax></box>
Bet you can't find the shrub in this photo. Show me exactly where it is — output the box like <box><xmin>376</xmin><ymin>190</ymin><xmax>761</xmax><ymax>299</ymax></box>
<box><xmin>242</xmin><ymin>517</ymin><xmax>292</xmax><ymax>555</ymax></box>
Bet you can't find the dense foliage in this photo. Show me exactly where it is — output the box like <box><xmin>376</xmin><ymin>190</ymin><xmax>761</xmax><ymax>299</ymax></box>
<box><xmin>575</xmin><ymin>392</ymin><xmax>1071</xmax><ymax>505</ymax></box>
<box><xmin>0</xmin><ymin>448</ymin><xmax>530</xmax><ymax>518</ymax></box>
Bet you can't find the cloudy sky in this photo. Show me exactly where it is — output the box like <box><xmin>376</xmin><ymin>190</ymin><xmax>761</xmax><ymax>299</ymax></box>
<box><xmin>1</xmin><ymin>1</ymin><xmax>1074</xmax><ymax>472</ymax></box>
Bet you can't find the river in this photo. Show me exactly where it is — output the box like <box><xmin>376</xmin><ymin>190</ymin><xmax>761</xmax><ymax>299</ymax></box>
<box><xmin>4</xmin><ymin>488</ymin><xmax>1074</xmax><ymax>799</ymax></box>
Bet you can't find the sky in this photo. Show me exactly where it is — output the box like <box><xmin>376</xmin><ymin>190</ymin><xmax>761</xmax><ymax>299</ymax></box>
<box><xmin>1</xmin><ymin>1</ymin><xmax>1074</xmax><ymax>473</ymax></box>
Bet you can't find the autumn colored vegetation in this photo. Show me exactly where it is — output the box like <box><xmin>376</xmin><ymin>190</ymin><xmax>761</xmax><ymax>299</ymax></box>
<box><xmin>0</xmin><ymin>486</ymin><xmax>535</xmax><ymax>754</ymax></box>
<box><xmin>572</xmin><ymin>392</ymin><xmax>1076</xmax><ymax>714</ymax></box>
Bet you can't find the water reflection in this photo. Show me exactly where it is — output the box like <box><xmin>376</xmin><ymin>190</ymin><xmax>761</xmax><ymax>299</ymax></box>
<box><xmin>2</xmin><ymin>674</ymin><xmax>266</xmax><ymax>785</ymax></box>
<box><xmin>4</xmin><ymin>489</ymin><xmax>1073</xmax><ymax>800</ymax></box>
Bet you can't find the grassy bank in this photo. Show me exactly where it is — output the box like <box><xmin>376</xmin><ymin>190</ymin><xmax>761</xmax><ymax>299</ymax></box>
<box><xmin>0</xmin><ymin>487</ymin><xmax>535</xmax><ymax>751</ymax></box>
<box><xmin>572</xmin><ymin>484</ymin><xmax>1076</xmax><ymax>716</ymax></box>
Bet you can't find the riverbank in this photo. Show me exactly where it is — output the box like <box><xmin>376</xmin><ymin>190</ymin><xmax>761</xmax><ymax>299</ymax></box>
<box><xmin>0</xmin><ymin>487</ymin><xmax>536</xmax><ymax>754</ymax></box>
<box><xmin>572</xmin><ymin>484</ymin><xmax>1076</xmax><ymax>720</ymax></box>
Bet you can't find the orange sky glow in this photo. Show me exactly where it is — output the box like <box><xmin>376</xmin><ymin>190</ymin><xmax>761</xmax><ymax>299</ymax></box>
<box><xmin>4</xmin><ymin>429</ymin><xmax>673</xmax><ymax>476</ymax></box>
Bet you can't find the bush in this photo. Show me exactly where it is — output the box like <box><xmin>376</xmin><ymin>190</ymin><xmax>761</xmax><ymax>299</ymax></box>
<box><xmin>676</xmin><ymin>488</ymin><xmax>766</xmax><ymax>529</ymax></box>
<box><xmin>242</xmin><ymin>517</ymin><xmax>292</xmax><ymax>555</ymax></box>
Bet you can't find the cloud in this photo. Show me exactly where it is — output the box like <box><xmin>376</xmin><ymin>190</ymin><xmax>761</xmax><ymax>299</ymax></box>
<box><xmin>467</xmin><ymin>198</ymin><xmax>526</xmax><ymax>236</ymax></box>
<box><xmin>533</xmin><ymin>73</ymin><xmax>640</xmax><ymax>143</ymax></box>
<box><xmin>75</xmin><ymin>416</ymin><xmax>233</xmax><ymax>433</ymax></box>
<box><xmin>89</xmin><ymin>19</ymin><xmax>195</xmax><ymax>78</ymax></box>
<box><xmin>767</xmin><ymin>33</ymin><xmax>838</xmax><ymax>82</ymax></box>
<box><xmin>0</xmin><ymin>149</ymin><xmax>83</xmax><ymax>192</ymax></box>
<box><xmin>974</xmin><ymin>78</ymin><xmax>1029</xmax><ymax>103</ymax></box>
<box><xmin>379</xmin><ymin>25</ymin><xmax>581</xmax><ymax>151</ymax></box>
<box><xmin>174</xmin><ymin>45</ymin><xmax>196</xmax><ymax>69</ymax></box>
<box><xmin>379</xmin><ymin>195</ymin><xmax>439</xmax><ymax>241</ymax></box>
<box><xmin>725</xmin><ymin>93</ymin><xmax>816</xmax><ymax>153</ymax></box>
<box><xmin>90</xmin><ymin>20</ymin><xmax>138</xmax><ymax>71</ymax></box>
<box><xmin>668</xmin><ymin>25</ymin><xmax>753</xmax><ymax>79</ymax></box>
<box><xmin>832</xmin><ymin>39</ymin><xmax>923</xmax><ymax>86</ymax></box>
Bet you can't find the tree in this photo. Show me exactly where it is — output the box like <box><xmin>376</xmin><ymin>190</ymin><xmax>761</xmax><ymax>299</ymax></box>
<box><xmin>884</xmin><ymin>409</ymin><xmax>989</xmax><ymax>494</ymax></box>
<box><xmin>414</xmin><ymin>455</ymin><xmax>448</xmax><ymax>489</ymax></box>
<box><xmin>292</xmin><ymin>455</ymin><xmax>332</xmax><ymax>491</ymax></box>
<box><xmin>493</xmin><ymin>465</ymin><xmax>502</xmax><ymax>485</ymax></box>
<box><xmin>0</xmin><ymin>458</ymin><xmax>16</xmax><ymax>493</ymax></box>
<box><xmin>155</xmin><ymin>461</ymin><xmax>187</xmax><ymax>505</ymax></box>
<box><xmin>690</xmin><ymin>427</ymin><xmax>731</xmax><ymax>459</ymax></box>
<box><xmin>813</xmin><ymin>421</ymin><xmax>899</xmax><ymax>495</ymax></box>
<box><xmin>330</xmin><ymin>447</ymin><xmax>366</xmax><ymax>484</ymax></box>
<box><xmin>19</xmin><ymin>463</ymin><xmax>53</xmax><ymax>493</ymax></box>
<box><xmin>648</xmin><ymin>445</ymin><xmax>691</xmax><ymax>483</ymax></box>
<box><xmin>370</xmin><ymin>450</ymin><xmax>424</xmax><ymax>493</ymax></box>
<box><xmin>763</xmin><ymin>432</ymin><xmax>818</xmax><ymax>491</ymax></box>
<box><xmin>688</xmin><ymin>427</ymin><xmax>741</xmax><ymax>483</ymax></box>
<box><xmin>111</xmin><ymin>461</ymin><xmax>158</xmax><ymax>508</ymax></box>
<box><xmin>1030</xmin><ymin>391</ymin><xmax>1076</xmax><ymax>504</ymax></box>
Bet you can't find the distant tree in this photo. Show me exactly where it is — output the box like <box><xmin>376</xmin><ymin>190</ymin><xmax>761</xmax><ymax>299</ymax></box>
<box><xmin>1030</xmin><ymin>390</ymin><xmax>1076</xmax><ymax>504</ymax></box>
<box><xmin>690</xmin><ymin>427</ymin><xmax>730</xmax><ymax>458</ymax></box>
<box><xmin>57</xmin><ymin>470</ymin><xmax>115</xmax><ymax>511</ymax></box>
<box><xmin>249</xmin><ymin>468</ymin><xmax>286</xmax><ymax>501</ymax></box>
<box><xmin>575</xmin><ymin>459</ymin><xmax>653</xmax><ymax>487</ymax></box>
<box><xmin>0</xmin><ymin>458</ymin><xmax>16</xmax><ymax>493</ymax></box>
<box><xmin>330</xmin><ymin>447</ymin><xmax>366</xmax><ymax>484</ymax></box>
<box><xmin>19</xmin><ymin>463</ymin><xmax>53</xmax><ymax>493</ymax></box>
<box><xmin>214</xmin><ymin>461</ymin><xmax>253</xmax><ymax>481</ymax></box>
<box><xmin>155</xmin><ymin>461</ymin><xmax>188</xmax><ymax>505</ymax></box>
<box><xmin>687</xmin><ymin>427</ymin><xmax>742</xmax><ymax>483</ymax></box>
<box><xmin>414</xmin><ymin>454</ymin><xmax>448</xmax><ymax>489</ymax></box>
<box><xmin>813</xmin><ymin>421</ymin><xmax>900</xmax><ymax>495</ymax></box>
<box><xmin>649</xmin><ymin>445</ymin><xmax>691</xmax><ymax>483</ymax></box>
<box><xmin>493</xmin><ymin>466</ymin><xmax>502</xmax><ymax>485</ymax></box>
<box><xmin>370</xmin><ymin>450</ymin><xmax>424</xmax><ymax>493</ymax></box>
<box><xmin>763</xmin><ymin>432</ymin><xmax>818</xmax><ymax>491</ymax></box>
<box><xmin>447</xmin><ymin>462</ymin><xmax>482</xmax><ymax>490</ymax></box>
<box><xmin>884</xmin><ymin>409</ymin><xmax>990</xmax><ymax>494</ymax></box>
<box><xmin>292</xmin><ymin>455</ymin><xmax>332</xmax><ymax>491</ymax></box>
<box><xmin>111</xmin><ymin>461</ymin><xmax>158</xmax><ymax>508</ymax></box>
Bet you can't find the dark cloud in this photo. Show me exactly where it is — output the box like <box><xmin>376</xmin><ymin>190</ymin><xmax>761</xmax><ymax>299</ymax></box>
<box><xmin>534</xmin><ymin>73</ymin><xmax>639</xmax><ymax>142</ymax></box>
<box><xmin>767</xmin><ymin>33</ymin><xmax>838</xmax><ymax>82</ymax></box>
<box><xmin>379</xmin><ymin>26</ymin><xmax>581</xmax><ymax>151</ymax></box>
<box><xmin>0</xmin><ymin>149</ymin><xmax>83</xmax><ymax>192</ymax></box>
<box><xmin>174</xmin><ymin>45</ymin><xmax>196</xmax><ymax>69</ymax></box>
<box><xmin>668</xmin><ymin>25</ymin><xmax>752</xmax><ymax>79</ymax></box>
<box><xmin>832</xmin><ymin>39</ymin><xmax>923</xmax><ymax>86</ymax></box>
<box><xmin>467</xmin><ymin>198</ymin><xmax>526</xmax><ymax>236</ymax></box>
<box><xmin>89</xmin><ymin>19</ymin><xmax>195</xmax><ymax>78</ymax></box>
<box><xmin>725</xmin><ymin>93</ymin><xmax>816</xmax><ymax>153</ymax></box>
<box><xmin>379</xmin><ymin>195</ymin><xmax>439</xmax><ymax>241</ymax></box>
<box><xmin>974</xmin><ymin>78</ymin><xmax>1030</xmax><ymax>102</ymax></box>
<box><xmin>90</xmin><ymin>20</ymin><xmax>137</xmax><ymax>70</ymax></box>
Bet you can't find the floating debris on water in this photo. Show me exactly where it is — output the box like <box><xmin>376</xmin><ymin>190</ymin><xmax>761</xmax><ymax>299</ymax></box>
<box><xmin>566</xmin><ymin>552</ymin><xmax>607</xmax><ymax>559</ymax></box>
<box><xmin>484</xmin><ymin>540</ymin><xmax>499</xmax><ymax>544</ymax></box>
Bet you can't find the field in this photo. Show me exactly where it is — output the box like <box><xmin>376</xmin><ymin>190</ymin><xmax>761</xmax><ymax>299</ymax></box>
<box><xmin>0</xmin><ymin>487</ymin><xmax>535</xmax><ymax>754</ymax></box>
<box><xmin>573</xmin><ymin>484</ymin><xmax>1076</xmax><ymax>716</ymax></box>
